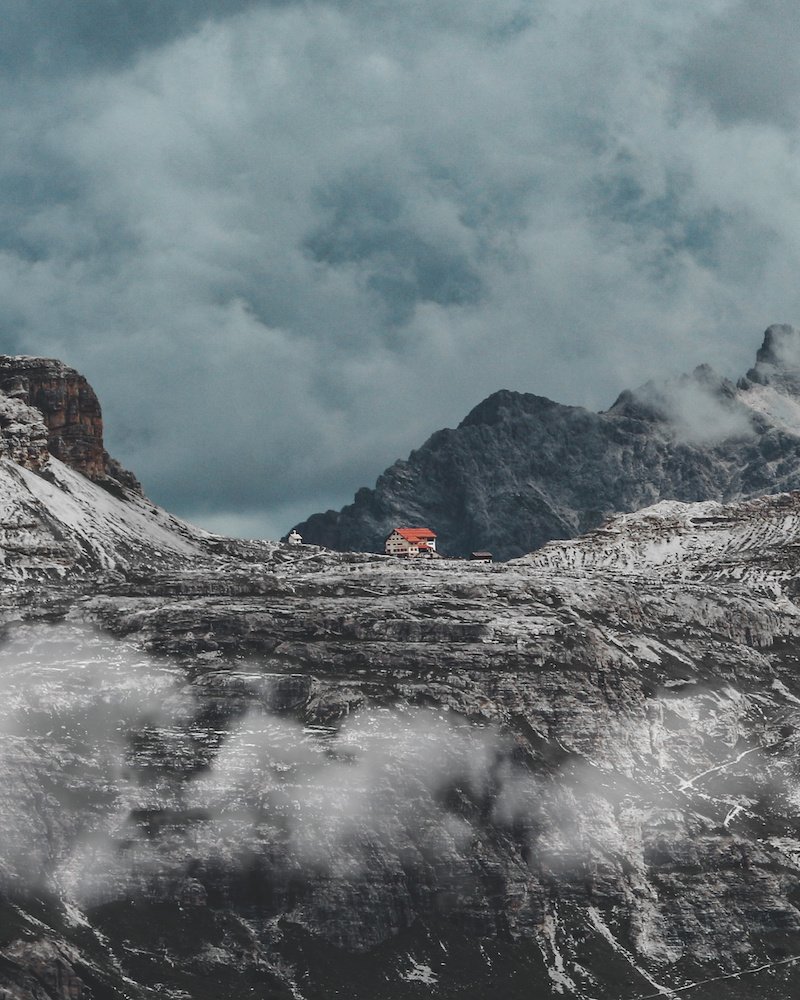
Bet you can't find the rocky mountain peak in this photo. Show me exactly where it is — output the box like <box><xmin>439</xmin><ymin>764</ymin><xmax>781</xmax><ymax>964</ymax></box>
<box><xmin>0</xmin><ymin>355</ymin><xmax>140</xmax><ymax>491</ymax></box>
<box><xmin>754</xmin><ymin>322</ymin><xmax>800</xmax><ymax>368</ymax></box>
<box><xmin>292</xmin><ymin>323</ymin><xmax>800</xmax><ymax>560</ymax></box>
<box><xmin>742</xmin><ymin>323</ymin><xmax>800</xmax><ymax>395</ymax></box>
<box><xmin>0</xmin><ymin>357</ymin><xmax>256</xmax><ymax>582</ymax></box>
<box><xmin>458</xmin><ymin>388</ymin><xmax>564</xmax><ymax>429</ymax></box>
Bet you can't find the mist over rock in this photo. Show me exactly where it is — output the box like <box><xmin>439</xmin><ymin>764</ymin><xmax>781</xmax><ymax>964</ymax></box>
<box><xmin>752</xmin><ymin>322</ymin><xmax>800</xmax><ymax>369</ymax></box>
<box><xmin>294</xmin><ymin>325</ymin><xmax>800</xmax><ymax>559</ymax></box>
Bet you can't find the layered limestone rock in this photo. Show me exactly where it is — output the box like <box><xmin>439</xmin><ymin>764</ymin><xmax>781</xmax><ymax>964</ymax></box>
<box><xmin>294</xmin><ymin>324</ymin><xmax>800</xmax><ymax>560</ymax></box>
<box><xmin>0</xmin><ymin>390</ymin><xmax>49</xmax><ymax>469</ymax></box>
<box><xmin>0</xmin><ymin>356</ymin><xmax>140</xmax><ymax>490</ymax></box>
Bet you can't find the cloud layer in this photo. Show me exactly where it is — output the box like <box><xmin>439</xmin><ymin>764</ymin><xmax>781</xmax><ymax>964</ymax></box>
<box><xmin>2</xmin><ymin>0</ymin><xmax>800</xmax><ymax>535</ymax></box>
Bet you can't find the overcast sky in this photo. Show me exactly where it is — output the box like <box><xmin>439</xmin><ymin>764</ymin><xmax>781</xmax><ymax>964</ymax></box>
<box><xmin>2</xmin><ymin>0</ymin><xmax>799</xmax><ymax>538</ymax></box>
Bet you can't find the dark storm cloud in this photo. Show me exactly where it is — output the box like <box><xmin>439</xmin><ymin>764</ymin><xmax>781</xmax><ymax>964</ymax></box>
<box><xmin>305</xmin><ymin>168</ymin><xmax>485</xmax><ymax>326</ymax></box>
<box><xmin>1</xmin><ymin>0</ymin><xmax>800</xmax><ymax>538</ymax></box>
<box><xmin>0</xmin><ymin>0</ymin><xmax>268</xmax><ymax>75</ymax></box>
<box><xmin>681</xmin><ymin>0</ymin><xmax>800</xmax><ymax>128</ymax></box>
<box><xmin>595</xmin><ymin>167</ymin><xmax>727</xmax><ymax>270</ymax></box>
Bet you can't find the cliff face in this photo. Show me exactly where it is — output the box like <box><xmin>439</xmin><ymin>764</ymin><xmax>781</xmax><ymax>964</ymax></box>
<box><xmin>0</xmin><ymin>388</ymin><xmax>49</xmax><ymax>470</ymax></box>
<box><xmin>0</xmin><ymin>356</ymin><xmax>140</xmax><ymax>490</ymax></box>
<box><xmin>293</xmin><ymin>325</ymin><xmax>800</xmax><ymax>559</ymax></box>
<box><xmin>5</xmin><ymin>488</ymin><xmax>800</xmax><ymax>998</ymax></box>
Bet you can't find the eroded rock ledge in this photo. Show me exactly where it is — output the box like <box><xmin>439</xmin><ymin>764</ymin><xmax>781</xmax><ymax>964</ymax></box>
<box><xmin>0</xmin><ymin>356</ymin><xmax>140</xmax><ymax>490</ymax></box>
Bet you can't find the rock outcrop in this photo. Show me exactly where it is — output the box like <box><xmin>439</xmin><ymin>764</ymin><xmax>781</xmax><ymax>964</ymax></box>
<box><xmin>0</xmin><ymin>388</ymin><xmax>49</xmax><ymax>470</ymax></box>
<box><xmin>293</xmin><ymin>324</ymin><xmax>800</xmax><ymax>559</ymax></box>
<box><xmin>0</xmin><ymin>356</ymin><xmax>140</xmax><ymax>490</ymax></box>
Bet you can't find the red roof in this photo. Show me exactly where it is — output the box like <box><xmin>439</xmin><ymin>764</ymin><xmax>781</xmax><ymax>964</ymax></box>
<box><xmin>392</xmin><ymin>527</ymin><xmax>436</xmax><ymax>542</ymax></box>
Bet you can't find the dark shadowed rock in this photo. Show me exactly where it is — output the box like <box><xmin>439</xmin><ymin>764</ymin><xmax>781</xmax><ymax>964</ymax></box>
<box><xmin>294</xmin><ymin>325</ymin><xmax>800</xmax><ymax>559</ymax></box>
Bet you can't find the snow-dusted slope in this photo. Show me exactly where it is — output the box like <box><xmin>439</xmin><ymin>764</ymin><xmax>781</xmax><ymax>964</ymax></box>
<box><xmin>0</xmin><ymin>456</ymin><xmax>214</xmax><ymax>579</ymax></box>
<box><xmin>0</xmin><ymin>353</ymin><xmax>234</xmax><ymax>580</ymax></box>
<box><xmin>523</xmin><ymin>490</ymin><xmax>800</xmax><ymax>586</ymax></box>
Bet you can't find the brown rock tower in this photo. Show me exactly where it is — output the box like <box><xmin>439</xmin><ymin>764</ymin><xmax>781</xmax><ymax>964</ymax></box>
<box><xmin>0</xmin><ymin>356</ymin><xmax>141</xmax><ymax>490</ymax></box>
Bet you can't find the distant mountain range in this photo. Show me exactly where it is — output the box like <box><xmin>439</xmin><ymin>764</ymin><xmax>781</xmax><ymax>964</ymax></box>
<box><xmin>293</xmin><ymin>323</ymin><xmax>800</xmax><ymax>559</ymax></box>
